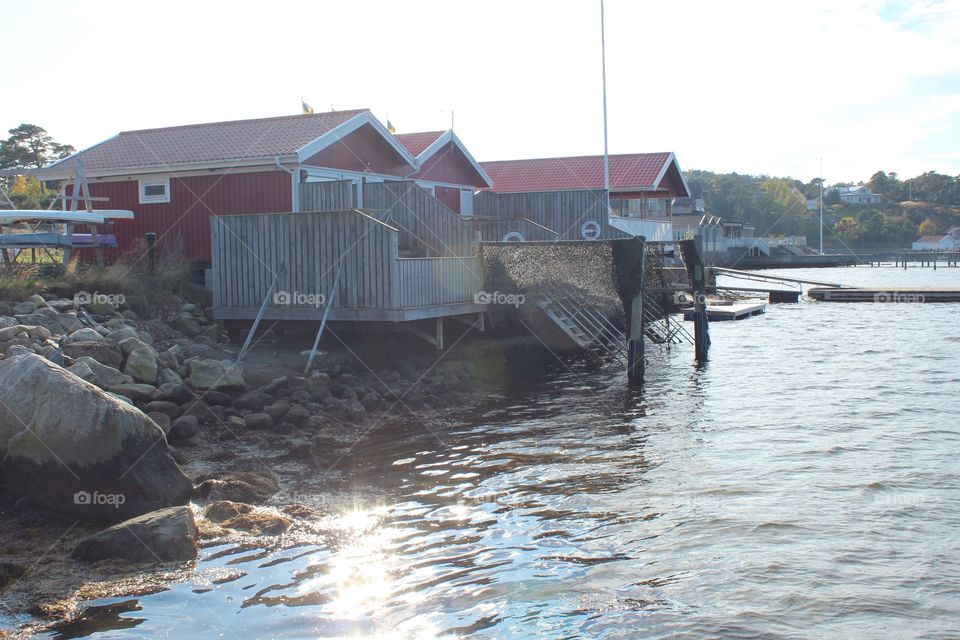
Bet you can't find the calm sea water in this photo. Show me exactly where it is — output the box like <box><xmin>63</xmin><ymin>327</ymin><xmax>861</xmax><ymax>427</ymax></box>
<box><xmin>37</xmin><ymin>267</ymin><xmax>960</xmax><ymax>638</ymax></box>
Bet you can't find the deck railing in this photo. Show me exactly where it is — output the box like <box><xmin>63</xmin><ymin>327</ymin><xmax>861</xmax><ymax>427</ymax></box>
<box><xmin>396</xmin><ymin>256</ymin><xmax>482</xmax><ymax>308</ymax></box>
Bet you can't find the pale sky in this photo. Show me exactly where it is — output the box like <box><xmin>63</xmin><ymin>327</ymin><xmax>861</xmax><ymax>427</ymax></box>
<box><xmin>2</xmin><ymin>0</ymin><xmax>958</xmax><ymax>183</ymax></box>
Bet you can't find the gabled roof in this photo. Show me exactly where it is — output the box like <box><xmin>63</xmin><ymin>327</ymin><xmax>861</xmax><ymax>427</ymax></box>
<box><xmin>40</xmin><ymin>109</ymin><xmax>418</xmax><ymax>179</ymax></box>
<box><xmin>395</xmin><ymin>130</ymin><xmax>493</xmax><ymax>188</ymax></box>
<box><xmin>918</xmin><ymin>235</ymin><xmax>949</xmax><ymax>242</ymax></box>
<box><xmin>480</xmin><ymin>152</ymin><xmax>690</xmax><ymax>197</ymax></box>
<box><xmin>394</xmin><ymin>131</ymin><xmax>445</xmax><ymax>157</ymax></box>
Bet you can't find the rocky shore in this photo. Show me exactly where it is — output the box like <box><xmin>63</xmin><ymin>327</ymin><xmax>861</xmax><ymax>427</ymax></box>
<box><xmin>0</xmin><ymin>291</ymin><xmax>492</xmax><ymax>637</ymax></box>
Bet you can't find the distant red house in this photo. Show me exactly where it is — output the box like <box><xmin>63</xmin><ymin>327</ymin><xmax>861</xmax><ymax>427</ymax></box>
<box><xmin>481</xmin><ymin>152</ymin><xmax>690</xmax><ymax>219</ymax></box>
<box><xmin>39</xmin><ymin>110</ymin><xmax>487</xmax><ymax>264</ymax></box>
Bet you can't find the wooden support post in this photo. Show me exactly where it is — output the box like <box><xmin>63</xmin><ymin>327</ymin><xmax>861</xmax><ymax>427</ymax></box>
<box><xmin>626</xmin><ymin>238</ymin><xmax>646</xmax><ymax>385</ymax></box>
<box><xmin>304</xmin><ymin>265</ymin><xmax>341</xmax><ymax>374</ymax></box>
<box><xmin>680</xmin><ymin>239</ymin><xmax>710</xmax><ymax>363</ymax></box>
<box><xmin>145</xmin><ymin>233</ymin><xmax>156</xmax><ymax>274</ymax></box>
<box><xmin>627</xmin><ymin>294</ymin><xmax>644</xmax><ymax>384</ymax></box>
<box><xmin>238</xmin><ymin>262</ymin><xmax>285</xmax><ymax>361</ymax></box>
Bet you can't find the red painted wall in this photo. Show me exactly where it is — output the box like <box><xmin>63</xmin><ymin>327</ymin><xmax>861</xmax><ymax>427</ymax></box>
<box><xmin>414</xmin><ymin>142</ymin><xmax>487</xmax><ymax>188</ymax></box>
<box><xmin>302</xmin><ymin>124</ymin><xmax>414</xmax><ymax>176</ymax></box>
<box><xmin>70</xmin><ymin>169</ymin><xmax>291</xmax><ymax>264</ymax></box>
<box><xmin>434</xmin><ymin>186</ymin><xmax>461</xmax><ymax>213</ymax></box>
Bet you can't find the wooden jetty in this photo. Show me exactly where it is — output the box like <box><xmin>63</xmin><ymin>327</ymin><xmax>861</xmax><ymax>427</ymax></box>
<box><xmin>683</xmin><ymin>301</ymin><xmax>766</xmax><ymax>321</ymax></box>
<box><xmin>808</xmin><ymin>287</ymin><xmax>960</xmax><ymax>303</ymax></box>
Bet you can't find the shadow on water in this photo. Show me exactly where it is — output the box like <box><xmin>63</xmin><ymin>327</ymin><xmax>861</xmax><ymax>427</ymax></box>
<box><xmin>47</xmin><ymin>600</ymin><xmax>145</xmax><ymax>639</ymax></box>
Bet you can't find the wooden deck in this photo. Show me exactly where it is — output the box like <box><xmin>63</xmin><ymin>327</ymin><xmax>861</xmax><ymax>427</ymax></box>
<box><xmin>683</xmin><ymin>301</ymin><xmax>766</xmax><ymax>321</ymax></box>
<box><xmin>211</xmin><ymin>210</ymin><xmax>484</xmax><ymax>323</ymax></box>
<box><xmin>808</xmin><ymin>287</ymin><xmax>960</xmax><ymax>303</ymax></box>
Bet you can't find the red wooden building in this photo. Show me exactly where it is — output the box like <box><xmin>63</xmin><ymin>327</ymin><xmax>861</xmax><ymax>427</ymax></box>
<box><xmin>39</xmin><ymin>110</ymin><xmax>489</xmax><ymax>265</ymax></box>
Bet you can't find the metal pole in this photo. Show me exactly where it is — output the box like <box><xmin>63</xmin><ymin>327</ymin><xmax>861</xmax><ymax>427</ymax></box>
<box><xmin>145</xmin><ymin>232</ymin><xmax>156</xmax><ymax>274</ymax></box>
<box><xmin>819</xmin><ymin>158</ymin><xmax>824</xmax><ymax>255</ymax></box>
<box><xmin>600</xmin><ymin>0</ymin><xmax>610</xmax><ymax>211</ymax></box>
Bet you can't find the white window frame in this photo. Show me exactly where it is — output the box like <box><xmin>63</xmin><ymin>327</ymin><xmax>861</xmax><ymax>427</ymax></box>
<box><xmin>139</xmin><ymin>178</ymin><xmax>171</xmax><ymax>204</ymax></box>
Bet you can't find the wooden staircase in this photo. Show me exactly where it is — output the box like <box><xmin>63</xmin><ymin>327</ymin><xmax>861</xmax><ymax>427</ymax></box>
<box><xmin>535</xmin><ymin>286</ymin><xmax>627</xmax><ymax>363</ymax></box>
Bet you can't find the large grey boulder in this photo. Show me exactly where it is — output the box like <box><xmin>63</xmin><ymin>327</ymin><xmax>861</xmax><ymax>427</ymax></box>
<box><xmin>0</xmin><ymin>354</ymin><xmax>192</xmax><ymax>520</ymax></box>
<box><xmin>74</xmin><ymin>357</ymin><xmax>130</xmax><ymax>388</ymax></box>
<box><xmin>72</xmin><ymin>506</ymin><xmax>198</xmax><ymax>562</ymax></box>
<box><xmin>66</xmin><ymin>361</ymin><xmax>99</xmax><ymax>385</ymax></box>
<box><xmin>187</xmin><ymin>359</ymin><xmax>245</xmax><ymax>391</ymax></box>
<box><xmin>62</xmin><ymin>341</ymin><xmax>123</xmax><ymax>369</ymax></box>
<box><xmin>65</xmin><ymin>327</ymin><xmax>105</xmax><ymax>343</ymax></box>
<box><xmin>124</xmin><ymin>347</ymin><xmax>158</xmax><ymax>384</ymax></box>
<box><xmin>118</xmin><ymin>337</ymin><xmax>156</xmax><ymax>358</ymax></box>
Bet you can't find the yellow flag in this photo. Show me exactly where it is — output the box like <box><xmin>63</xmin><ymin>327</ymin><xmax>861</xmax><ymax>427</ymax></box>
<box><xmin>302</xmin><ymin>100</ymin><xmax>314</xmax><ymax>115</ymax></box>
<box><xmin>387</xmin><ymin>119</ymin><xmax>396</xmax><ymax>134</ymax></box>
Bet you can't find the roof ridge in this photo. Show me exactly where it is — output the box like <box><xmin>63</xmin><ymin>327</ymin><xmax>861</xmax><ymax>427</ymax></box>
<box><xmin>119</xmin><ymin>109</ymin><xmax>369</xmax><ymax>135</ymax></box>
<box><xmin>395</xmin><ymin>130</ymin><xmax>446</xmax><ymax>137</ymax></box>
<box><xmin>480</xmin><ymin>152</ymin><xmax>671</xmax><ymax>164</ymax></box>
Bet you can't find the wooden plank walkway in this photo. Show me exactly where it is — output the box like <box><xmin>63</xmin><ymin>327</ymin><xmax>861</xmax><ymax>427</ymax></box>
<box><xmin>808</xmin><ymin>288</ymin><xmax>960</xmax><ymax>303</ymax></box>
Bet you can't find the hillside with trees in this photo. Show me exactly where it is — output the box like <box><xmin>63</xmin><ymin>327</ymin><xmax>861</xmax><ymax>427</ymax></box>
<box><xmin>686</xmin><ymin>169</ymin><xmax>960</xmax><ymax>249</ymax></box>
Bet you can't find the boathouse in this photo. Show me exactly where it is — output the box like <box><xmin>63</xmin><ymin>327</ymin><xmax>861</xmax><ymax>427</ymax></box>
<box><xmin>35</xmin><ymin>110</ymin><xmax>489</xmax><ymax>264</ymax></box>
<box><xmin>479</xmin><ymin>153</ymin><xmax>691</xmax><ymax>241</ymax></box>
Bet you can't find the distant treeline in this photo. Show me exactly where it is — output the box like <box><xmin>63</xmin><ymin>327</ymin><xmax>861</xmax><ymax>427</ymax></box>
<box><xmin>686</xmin><ymin>169</ymin><xmax>960</xmax><ymax>246</ymax></box>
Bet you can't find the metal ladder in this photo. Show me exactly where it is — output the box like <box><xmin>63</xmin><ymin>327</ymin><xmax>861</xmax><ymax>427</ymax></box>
<box><xmin>536</xmin><ymin>284</ymin><xmax>627</xmax><ymax>363</ymax></box>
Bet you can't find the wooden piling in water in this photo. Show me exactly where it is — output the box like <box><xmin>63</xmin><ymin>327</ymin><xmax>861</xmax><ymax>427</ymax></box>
<box><xmin>679</xmin><ymin>240</ymin><xmax>710</xmax><ymax>362</ymax></box>
<box><xmin>627</xmin><ymin>241</ymin><xmax>646</xmax><ymax>385</ymax></box>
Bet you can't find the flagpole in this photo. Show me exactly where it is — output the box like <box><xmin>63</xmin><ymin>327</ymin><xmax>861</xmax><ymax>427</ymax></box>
<box><xmin>819</xmin><ymin>158</ymin><xmax>824</xmax><ymax>254</ymax></box>
<box><xmin>600</xmin><ymin>0</ymin><xmax>610</xmax><ymax>207</ymax></box>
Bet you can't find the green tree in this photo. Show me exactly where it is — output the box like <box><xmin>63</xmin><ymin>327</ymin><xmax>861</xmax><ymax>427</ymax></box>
<box><xmin>0</xmin><ymin>124</ymin><xmax>75</xmax><ymax>170</ymax></box>
<box><xmin>918</xmin><ymin>218</ymin><xmax>938</xmax><ymax>236</ymax></box>
<box><xmin>833</xmin><ymin>216</ymin><xmax>861</xmax><ymax>241</ymax></box>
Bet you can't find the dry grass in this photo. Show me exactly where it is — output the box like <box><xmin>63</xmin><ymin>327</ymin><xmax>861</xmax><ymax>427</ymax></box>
<box><xmin>0</xmin><ymin>239</ymin><xmax>196</xmax><ymax>312</ymax></box>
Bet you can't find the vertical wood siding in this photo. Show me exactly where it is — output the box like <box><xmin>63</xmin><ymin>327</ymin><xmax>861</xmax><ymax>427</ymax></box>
<box><xmin>71</xmin><ymin>170</ymin><xmax>291</xmax><ymax>264</ymax></box>
<box><xmin>361</xmin><ymin>181</ymin><xmax>477</xmax><ymax>257</ymax></box>
<box><xmin>211</xmin><ymin>210</ymin><xmax>398</xmax><ymax>310</ymax></box>
<box><xmin>472</xmin><ymin>189</ymin><xmax>628</xmax><ymax>240</ymax></box>
<box><xmin>299</xmin><ymin>181</ymin><xmax>356</xmax><ymax>211</ymax></box>
<box><xmin>396</xmin><ymin>257</ymin><xmax>482</xmax><ymax>307</ymax></box>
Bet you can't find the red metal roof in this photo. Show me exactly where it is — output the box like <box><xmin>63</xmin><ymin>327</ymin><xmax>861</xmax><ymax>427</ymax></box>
<box><xmin>48</xmin><ymin>109</ymin><xmax>368</xmax><ymax>173</ymax></box>
<box><xmin>918</xmin><ymin>235</ymin><xmax>948</xmax><ymax>242</ymax></box>
<box><xmin>394</xmin><ymin>131</ymin><xmax>445</xmax><ymax>157</ymax></box>
<box><xmin>481</xmin><ymin>152</ymin><xmax>676</xmax><ymax>193</ymax></box>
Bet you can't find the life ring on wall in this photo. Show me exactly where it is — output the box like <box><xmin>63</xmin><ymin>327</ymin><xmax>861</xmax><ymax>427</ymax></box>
<box><xmin>580</xmin><ymin>220</ymin><xmax>602</xmax><ymax>240</ymax></box>
<box><xmin>502</xmin><ymin>231</ymin><xmax>525</xmax><ymax>242</ymax></box>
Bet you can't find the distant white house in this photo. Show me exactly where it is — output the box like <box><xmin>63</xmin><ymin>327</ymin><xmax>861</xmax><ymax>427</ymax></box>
<box><xmin>912</xmin><ymin>234</ymin><xmax>959</xmax><ymax>250</ymax></box>
<box><xmin>836</xmin><ymin>185</ymin><xmax>882</xmax><ymax>205</ymax></box>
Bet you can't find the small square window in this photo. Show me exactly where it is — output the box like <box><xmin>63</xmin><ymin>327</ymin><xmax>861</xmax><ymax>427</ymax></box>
<box><xmin>139</xmin><ymin>178</ymin><xmax>170</xmax><ymax>204</ymax></box>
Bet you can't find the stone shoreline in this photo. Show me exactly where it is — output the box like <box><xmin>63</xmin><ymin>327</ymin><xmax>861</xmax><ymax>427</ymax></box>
<box><xmin>0</xmin><ymin>291</ymin><xmax>493</xmax><ymax>638</ymax></box>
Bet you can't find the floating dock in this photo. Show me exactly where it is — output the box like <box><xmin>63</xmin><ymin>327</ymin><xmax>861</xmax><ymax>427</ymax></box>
<box><xmin>808</xmin><ymin>288</ymin><xmax>960</xmax><ymax>303</ymax></box>
<box><xmin>684</xmin><ymin>301</ymin><xmax>766</xmax><ymax>321</ymax></box>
